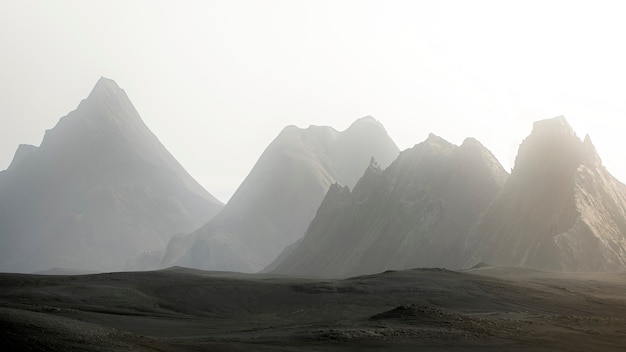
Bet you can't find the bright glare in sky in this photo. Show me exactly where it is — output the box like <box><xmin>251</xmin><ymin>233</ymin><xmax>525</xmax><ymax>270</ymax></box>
<box><xmin>1</xmin><ymin>0</ymin><xmax>625</xmax><ymax>202</ymax></box>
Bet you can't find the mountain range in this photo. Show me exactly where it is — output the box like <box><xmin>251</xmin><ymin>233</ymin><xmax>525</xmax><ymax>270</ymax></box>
<box><xmin>270</xmin><ymin>117</ymin><xmax>626</xmax><ymax>276</ymax></box>
<box><xmin>3</xmin><ymin>78</ymin><xmax>626</xmax><ymax>277</ymax></box>
<box><xmin>270</xmin><ymin>134</ymin><xmax>508</xmax><ymax>277</ymax></box>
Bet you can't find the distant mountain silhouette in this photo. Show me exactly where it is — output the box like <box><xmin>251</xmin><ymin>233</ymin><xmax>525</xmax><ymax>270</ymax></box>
<box><xmin>464</xmin><ymin>116</ymin><xmax>626</xmax><ymax>271</ymax></box>
<box><xmin>0</xmin><ymin>77</ymin><xmax>223</xmax><ymax>273</ymax></box>
<box><xmin>160</xmin><ymin>117</ymin><xmax>400</xmax><ymax>272</ymax></box>
<box><xmin>271</xmin><ymin>116</ymin><xmax>626</xmax><ymax>277</ymax></box>
<box><xmin>270</xmin><ymin>134</ymin><xmax>507</xmax><ymax>277</ymax></box>
<box><xmin>5</xmin><ymin>82</ymin><xmax>624</xmax><ymax>278</ymax></box>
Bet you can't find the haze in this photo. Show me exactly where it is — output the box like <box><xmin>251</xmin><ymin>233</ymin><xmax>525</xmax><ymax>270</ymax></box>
<box><xmin>2</xmin><ymin>0</ymin><xmax>625</xmax><ymax>203</ymax></box>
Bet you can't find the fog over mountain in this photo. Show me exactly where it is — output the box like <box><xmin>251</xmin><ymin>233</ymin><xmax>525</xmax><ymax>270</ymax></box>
<box><xmin>270</xmin><ymin>134</ymin><xmax>507</xmax><ymax>277</ymax></box>
<box><xmin>0</xmin><ymin>77</ymin><xmax>223</xmax><ymax>273</ymax></box>
<box><xmin>160</xmin><ymin>117</ymin><xmax>399</xmax><ymax>272</ymax></box>
<box><xmin>271</xmin><ymin>116</ymin><xmax>626</xmax><ymax>277</ymax></box>
<box><xmin>3</xmin><ymin>78</ymin><xmax>625</xmax><ymax>279</ymax></box>
<box><xmin>465</xmin><ymin>117</ymin><xmax>626</xmax><ymax>271</ymax></box>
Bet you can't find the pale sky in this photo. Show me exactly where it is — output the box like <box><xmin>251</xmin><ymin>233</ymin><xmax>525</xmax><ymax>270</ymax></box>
<box><xmin>2</xmin><ymin>0</ymin><xmax>625</xmax><ymax>203</ymax></box>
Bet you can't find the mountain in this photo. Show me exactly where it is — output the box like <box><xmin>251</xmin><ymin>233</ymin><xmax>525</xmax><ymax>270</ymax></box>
<box><xmin>464</xmin><ymin>116</ymin><xmax>626</xmax><ymax>271</ymax></box>
<box><xmin>270</xmin><ymin>134</ymin><xmax>508</xmax><ymax>277</ymax></box>
<box><xmin>161</xmin><ymin>117</ymin><xmax>400</xmax><ymax>272</ymax></box>
<box><xmin>0</xmin><ymin>77</ymin><xmax>223</xmax><ymax>273</ymax></box>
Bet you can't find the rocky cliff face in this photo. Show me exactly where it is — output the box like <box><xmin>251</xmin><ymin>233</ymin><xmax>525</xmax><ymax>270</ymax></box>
<box><xmin>161</xmin><ymin>117</ymin><xmax>400</xmax><ymax>273</ymax></box>
<box><xmin>0</xmin><ymin>77</ymin><xmax>223</xmax><ymax>273</ymax></box>
<box><xmin>465</xmin><ymin>116</ymin><xmax>626</xmax><ymax>271</ymax></box>
<box><xmin>271</xmin><ymin>134</ymin><xmax>508</xmax><ymax>277</ymax></box>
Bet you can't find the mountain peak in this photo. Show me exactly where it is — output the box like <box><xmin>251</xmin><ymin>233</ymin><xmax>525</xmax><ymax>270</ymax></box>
<box><xmin>460</xmin><ymin>137</ymin><xmax>481</xmax><ymax>148</ymax></box>
<box><xmin>0</xmin><ymin>78</ymin><xmax>224</xmax><ymax>273</ymax></box>
<box><xmin>72</xmin><ymin>77</ymin><xmax>142</xmax><ymax>129</ymax></box>
<box><xmin>466</xmin><ymin>118</ymin><xmax>626</xmax><ymax>272</ymax></box>
<box><xmin>92</xmin><ymin>76</ymin><xmax>121</xmax><ymax>92</ymax></box>
<box><xmin>352</xmin><ymin>115</ymin><xmax>377</xmax><ymax>123</ymax></box>
<box><xmin>424</xmin><ymin>133</ymin><xmax>452</xmax><ymax>147</ymax></box>
<box><xmin>582</xmin><ymin>134</ymin><xmax>602</xmax><ymax>165</ymax></box>
<box><xmin>86</xmin><ymin>77</ymin><xmax>128</xmax><ymax>104</ymax></box>
<box><xmin>84</xmin><ymin>76</ymin><xmax>129</xmax><ymax>105</ymax></box>
<box><xmin>512</xmin><ymin>116</ymin><xmax>584</xmax><ymax>177</ymax></box>
<box><xmin>39</xmin><ymin>77</ymin><xmax>145</xmax><ymax>150</ymax></box>
<box><xmin>347</xmin><ymin>115</ymin><xmax>385</xmax><ymax>131</ymax></box>
<box><xmin>530</xmin><ymin>116</ymin><xmax>577</xmax><ymax>139</ymax></box>
<box><xmin>459</xmin><ymin>137</ymin><xmax>492</xmax><ymax>158</ymax></box>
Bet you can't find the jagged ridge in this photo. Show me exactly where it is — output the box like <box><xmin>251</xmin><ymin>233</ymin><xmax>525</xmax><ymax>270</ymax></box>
<box><xmin>271</xmin><ymin>133</ymin><xmax>508</xmax><ymax>277</ymax></box>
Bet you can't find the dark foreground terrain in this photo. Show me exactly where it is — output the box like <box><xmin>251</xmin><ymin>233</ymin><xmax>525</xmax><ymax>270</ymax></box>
<box><xmin>1</xmin><ymin>266</ymin><xmax>625</xmax><ymax>351</ymax></box>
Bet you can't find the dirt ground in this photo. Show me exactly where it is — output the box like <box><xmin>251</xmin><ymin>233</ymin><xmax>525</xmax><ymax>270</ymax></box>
<box><xmin>1</xmin><ymin>266</ymin><xmax>625</xmax><ymax>351</ymax></box>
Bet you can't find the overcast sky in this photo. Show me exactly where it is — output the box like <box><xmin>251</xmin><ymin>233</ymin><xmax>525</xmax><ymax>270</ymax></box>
<box><xmin>2</xmin><ymin>0</ymin><xmax>625</xmax><ymax>203</ymax></box>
